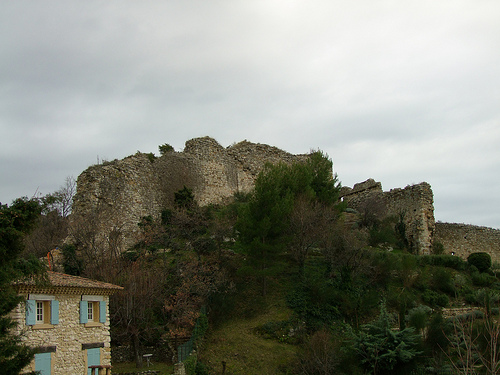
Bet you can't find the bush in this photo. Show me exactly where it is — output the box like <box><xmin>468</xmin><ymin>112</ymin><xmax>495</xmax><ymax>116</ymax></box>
<box><xmin>421</xmin><ymin>289</ymin><xmax>449</xmax><ymax>307</ymax></box>
<box><xmin>468</xmin><ymin>252</ymin><xmax>492</xmax><ymax>273</ymax></box>
<box><xmin>159</xmin><ymin>143</ymin><xmax>174</xmax><ymax>155</ymax></box>
<box><xmin>62</xmin><ymin>244</ymin><xmax>83</xmax><ymax>276</ymax></box>
<box><xmin>294</xmin><ymin>329</ymin><xmax>341</xmax><ymax>375</ymax></box>
<box><xmin>419</xmin><ymin>255</ymin><xmax>467</xmax><ymax>271</ymax></box>
<box><xmin>432</xmin><ymin>241</ymin><xmax>445</xmax><ymax>255</ymax></box>
<box><xmin>406</xmin><ymin>305</ymin><xmax>432</xmax><ymax>333</ymax></box>
<box><xmin>471</xmin><ymin>271</ymin><xmax>496</xmax><ymax>287</ymax></box>
<box><xmin>431</xmin><ymin>267</ymin><xmax>456</xmax><ymax>295</ymax></box>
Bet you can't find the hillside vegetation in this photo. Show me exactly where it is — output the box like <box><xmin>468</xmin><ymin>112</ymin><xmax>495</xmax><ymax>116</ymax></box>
<box><xmin>19</xmin><ymin>150</ymin><xmax>500</xmax><ymax>374</ymax></box>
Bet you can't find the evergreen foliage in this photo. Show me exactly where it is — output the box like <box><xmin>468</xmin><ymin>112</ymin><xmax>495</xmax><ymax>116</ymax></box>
<box><xmin>0</xmin><ymin>198</ymin><xmax>45</xmax><ymax>375</ymax></box>
<box><xmin>468</xmin><ymin>252</ymin><xmax>492</xmax><ymax>273</ymax></box>
<box><xmin>351</xmin><ymin>302</ymin><xmax>422</xmax><ymax>375</ymax></box>
<box><xmin>236</xmin><ymin>151</ymin><xmax>341</xmax><ymax>296</ymax></box>
<box><xmin>174</xmin><ymin>186</ymin><xmax>195</xmax><ymax>209</ymax></box>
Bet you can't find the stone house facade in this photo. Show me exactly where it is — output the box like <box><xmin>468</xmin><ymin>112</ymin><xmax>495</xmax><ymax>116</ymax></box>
<box><xmin>12</xmin><ymin>271</ymin><xmax>123</xmax><ymax>375</ymax></box>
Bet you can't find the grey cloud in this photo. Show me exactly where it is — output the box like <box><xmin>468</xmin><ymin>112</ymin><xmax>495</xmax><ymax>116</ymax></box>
<box><xmin>1</xmin><ymin>1</ymin><xmax>499</xmax><ymax>228</ymax></box>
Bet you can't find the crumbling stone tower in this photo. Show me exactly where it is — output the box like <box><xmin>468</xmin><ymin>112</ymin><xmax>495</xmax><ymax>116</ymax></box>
<box><xmin>340</xmin><ymin>179</ymin><xmax>435</xmax><ymax>255</ymax></box>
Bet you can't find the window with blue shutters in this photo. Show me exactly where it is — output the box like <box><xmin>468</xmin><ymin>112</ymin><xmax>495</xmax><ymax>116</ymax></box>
<box><xmin>81</xmin><ymin>296</ymin><xmax>106</xmax><ymax>325</ymax></box>
<box><xmin>99</xmin><ymin>301</ymin><xmax>106</xmax><ymax>323</ymax></box>
<box><xmin>26</xmin><ymin>296</ymin><xmax>59</xmax><ymax>327</ymax></box>
<box><xmin>80</xmin><ymin>300</ymin><xmax>88</xmax><ymax>324</ymax></box>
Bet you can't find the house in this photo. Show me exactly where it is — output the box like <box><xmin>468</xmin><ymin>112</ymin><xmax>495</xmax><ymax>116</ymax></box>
<box><xmin>11</xmin><ymin>271</ymin><xmax>123</xmax><ymax>375</ymax></box>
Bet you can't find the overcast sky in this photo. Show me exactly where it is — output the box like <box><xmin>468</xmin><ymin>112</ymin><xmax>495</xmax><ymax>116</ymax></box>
<box><xmin>1</xmin><ymin>1</ymin><xmax>499</xmax><ymax>228</ymax></box>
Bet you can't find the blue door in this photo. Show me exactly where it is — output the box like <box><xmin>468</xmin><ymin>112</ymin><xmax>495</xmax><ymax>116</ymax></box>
<box><xmin>35</xmin><ymin>352</ymin><xmax>51</xmax><ymax>375</ymax></box>
<box><xmin>87</xmin><ymin>348</ymin><xmax>100</xmax><ymax>375</ymax></box>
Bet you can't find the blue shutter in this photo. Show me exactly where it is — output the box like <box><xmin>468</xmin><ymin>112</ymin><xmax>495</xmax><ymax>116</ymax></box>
<box><xmin>35</xmin><ymin>352</ymin><xmax>51</xmax><ymax>375</ymax></box>
<box><xmin>26</xmin><ymin>299</ymin><xmax>36</xmax><ymax>326</ymax></box>
<box><xmin>99</xmin><ymin>301</ymin><xmax>106</xmax><ymax>323</ymax></box>
<box><xmin>50</xmin><ymin>300</ymin><xmax>59</xmax><ymax>325</ymax></box>
<box><xmin>80</xmin><ymin>301</ymin><xmax>88</xmax><ymax>324</ymax></box>
<box><xmin>87</xmin><ymin>348</ymin><xmax>100</xmax><ymax>375</ymax></box>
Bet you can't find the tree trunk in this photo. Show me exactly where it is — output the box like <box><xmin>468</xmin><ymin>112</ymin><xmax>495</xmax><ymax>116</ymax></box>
<box><xmin>132</xmin><ymin>332</ymin><xmax>143</xmax><ymax>368</ymax></box>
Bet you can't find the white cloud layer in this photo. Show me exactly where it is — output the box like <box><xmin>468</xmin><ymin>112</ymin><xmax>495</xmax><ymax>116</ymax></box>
<box><xmin>1</xmin><ymin>1</ymin><xmax>499</xmax><ymax>228</ymax></box>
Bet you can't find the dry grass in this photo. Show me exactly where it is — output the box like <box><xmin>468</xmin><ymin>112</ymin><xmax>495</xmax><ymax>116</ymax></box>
<box><xmin>199</xmin><ymin>289</ymin><xmax>298</xmax><ymax>375</ymax></box>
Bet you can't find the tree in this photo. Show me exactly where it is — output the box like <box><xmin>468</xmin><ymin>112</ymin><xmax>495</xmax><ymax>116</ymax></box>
<box><xmin>236</xmin><ymin>151</ymin><xmax>342</xmax><ymax>295</ymax></box>
<box><xmin>236</xmin><ymin>163</ymin><xmax>295</xmax><ymax>296</ymax></box>
<box><xmin>111</xmin><ymin>258</ymin><xmax>168</xmax><ymax>368</ymax></box>
<box><xmin>351</xmin><ymin>301</ymin><xmax>422</xmax><ymax>375</ymax></box>
<box><xmin>22</xmin><ymin>177</ymin><xmax>76</xmax><ymax>258</ymax></box>
<box><xmin>0</xmin><ymin>198</ymin><xmax>45</xmax><ymax>375</ymax></box>
<box><xmin>295</xmin><ymin>329</ymin><xmax>341</xmax><ymax>375</ymax></box>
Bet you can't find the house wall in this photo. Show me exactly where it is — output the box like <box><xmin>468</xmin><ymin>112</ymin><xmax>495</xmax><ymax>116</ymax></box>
<box><xmin>12</xmin><ymin>292</ymin><xmax>111</xmax><ymax>375</ymax></box>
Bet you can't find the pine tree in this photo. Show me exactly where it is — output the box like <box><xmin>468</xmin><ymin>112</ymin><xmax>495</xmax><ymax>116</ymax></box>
<box><xmin>0</xmin><ymin>198</ymin><xmax>45</xmax><ymax>375</ymax></box>
<box><xmin>351</xmin><ymin>301</ymin><xmax>422</xmax><ymax>374</ymax></box>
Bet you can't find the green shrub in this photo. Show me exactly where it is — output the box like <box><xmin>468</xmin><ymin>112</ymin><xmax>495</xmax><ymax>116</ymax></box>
<box><xmin>421</xmin><ymin>289</ymin><xmax>449</xmax><ymax>307</ymax></box>
<box><xmin>432</xmin><ymin>241</ymin><xmax>445</xmax><ymax>255</ymax></box>
<box><xmin>184</xmin><ymin>353</ymin><xmax>197</xmax><ymax>375</ymax></box>
<box><xmin>468</xmin><ymin>252</ymin><xmax>492</xmax><ymax>273</ymax></box>
<box><xmin>406</xmin><ymin>305</ymin><xmax>432</xmax><ymax>333</ymax></box>
<box><xmin>175</xmin><ymin>186</ymin><xmax>195</xmax><ymax>209</ymax></box>
<box><xmin>431</xmin><ymin>267</ymin><xmax>456</xmax><ymax>295</ymax></box>
<box><xmin>351</xmin><ymin>302</ymin><xmax>422</xmax><ymax>374</ymax></box>
<box><xmin>419</xmin><ymin>255</ymin><xmax>467</xmax><ymax>270</ymax></box>
<box><xmin>159</xmin><ymin>143</ymin><xmax>174</xmax><ymax>155</ymax></box>
<box><xmin>369</xmin><ymin>226</ymin><xmax>397</xmax><ymax>248</ymax></box>
<box><xmin>287</xmin><ymin>277</ymin><xmax>340</xmax><ymax>330</ymax></box>
<box><xmin>471</xmin><ymin>271</ymin><xmax>496</xmax><ymax>287</ymax></box>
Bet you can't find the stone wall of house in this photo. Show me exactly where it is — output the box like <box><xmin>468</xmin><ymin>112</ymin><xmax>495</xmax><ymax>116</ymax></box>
<box><xmin>71</xmin><ymin>137</ymin><xmax>307</xmax><ymax>253</ymax></box>
<box><xmin>435</xmin><ymin>223</ymin><xmax>500</xmax><ymax>263</ymax></box>
<box><xmin>340</xmin><ymin>179</ymin><xmax>435</xmax><ymax>255</ymax></box>
<box><xmin>13</xmin><ymin>293</ymin><xmax>111</xmax><ymax>375</ymax></box>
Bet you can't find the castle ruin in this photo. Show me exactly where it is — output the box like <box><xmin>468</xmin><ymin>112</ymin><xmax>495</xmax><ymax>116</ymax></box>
<box><xmin>70</xmin><ymin>136</ymin><xmax>499</xmax><ymax>260</ymax></box>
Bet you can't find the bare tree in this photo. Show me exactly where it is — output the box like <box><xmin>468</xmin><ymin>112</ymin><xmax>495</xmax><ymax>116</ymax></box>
<box><xmin>441</xmin><ymin>310</ymin><xmax>500</xmax><ymax>375</ymax></box>
<box><xmin>288</xmin><ymin>196</ymin><xmax>336</xmax><ymax>276</ymax></box>
<box><xmin>295</xmin><ymin>329</ymin><xmax>341</xmax><ymax>375</ymax></box>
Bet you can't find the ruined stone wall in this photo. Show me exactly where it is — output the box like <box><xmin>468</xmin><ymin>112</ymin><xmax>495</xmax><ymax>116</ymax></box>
<box><xmin>340</xmin><ymin>179</ymin><xmax>435</xmax><ymax>255</ymax></box>
<box><xmin>385</xmin><ymin>182</ymin><xmax>435</xmax><ymax>255</ymax></box>
<box><xmin>71</xmin><ymin>137</ymin><xmax>307</xmax><ymax>252</ymax></box>
<box><xmin>71</xmin><ymin>153</ymin><xmax>163</xmax><ymax>251</ymax></box>
<box><xmin>435</xmin><ymin>223</ymin><xmax>500</xmax><ymax>263</ymax></box>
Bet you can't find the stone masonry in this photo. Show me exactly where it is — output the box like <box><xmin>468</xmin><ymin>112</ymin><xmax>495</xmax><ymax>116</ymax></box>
<box><xmin>71</xmin><ymin>136</ymin><xmax>498</xmax><ymax>261</ymax></box>
<box><xmin>435</xmin><ymin>223</ymin><xmax>500</xmax><ymax>263</ymax></box>
<box><xmin>340</xmin><ymin>179</ymin><xmax>435</xmax><ymax>255</ymax></box>
<box><xmin>12</xmin><ymin>272</ymin><xmax>122</xmax><ymax>375</ymax></box>
<box><xmin>71</xmin><ymin>137</ymin><xmax>307</xmax><ymax>252</ymax></box>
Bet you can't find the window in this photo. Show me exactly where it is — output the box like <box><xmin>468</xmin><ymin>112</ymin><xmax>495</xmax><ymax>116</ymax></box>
<box><xmin>26</xmin><ymin>296</ymin><xmax>59</xmax><ymax>327</ymax></box>
<box><xmin>36</xmin><ymin>301</ymin><xmax>49</xmax><ymax>323</ymax></box>
<box><xmin>80</xmin><ymin>297</ymin><xmax>106</xmax><ymax>325</ymax></box>
<box><xmin>36</xmin><ymin>302</ymin><xmax>44</xmax><ymax>322</ymax></box>
<box><xmin>87</xmin><ymin>301</ymin><xmax>99</xmax><ymax>322</ymax></box>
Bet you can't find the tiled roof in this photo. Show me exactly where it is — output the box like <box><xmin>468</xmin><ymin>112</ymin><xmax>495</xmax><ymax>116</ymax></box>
<box><xmin>16</xmin><ymin>271</ymin><xmax>123</xmax><ymax>291</ymax></box>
